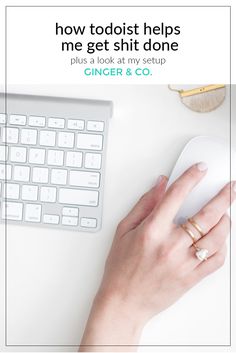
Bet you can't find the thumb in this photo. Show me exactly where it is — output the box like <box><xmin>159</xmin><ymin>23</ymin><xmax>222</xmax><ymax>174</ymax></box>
<box><xmin>117</xmin><ymin>175</ymin><xmax>168</xmax><ymax>236</ymax></box>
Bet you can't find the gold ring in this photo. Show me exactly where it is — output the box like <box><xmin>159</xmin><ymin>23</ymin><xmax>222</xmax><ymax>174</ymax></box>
<box><xmin>188</xmin><ymin>218</ymin><xmax>205</xmax><ymax>237</ymax></box>
<box><xmin>181</xmin><ymin>224</ymin><xmax>196</xmax><ymax>243</ymax></box>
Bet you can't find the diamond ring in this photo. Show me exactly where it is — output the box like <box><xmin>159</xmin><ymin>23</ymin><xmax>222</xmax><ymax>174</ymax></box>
<box><xmin>194</xmin><ymin>246</ymin><xmax>208</xmax><ymax>261</ymax></box>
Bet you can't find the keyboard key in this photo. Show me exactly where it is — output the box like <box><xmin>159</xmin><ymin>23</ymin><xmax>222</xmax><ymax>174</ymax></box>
<box><xmin>0</xmin><ymin>164</ymin><xmax>12</xmax><ymax>180</ymax></box>
<box><xmin>43</xmin><ymin>214</ymin><xmax>59</xmax><ymax>224</ymax></box>
<box><xmin>2</xmin><ymin>201</ymin><xmax>23</xmax><ymax>220</ymax></box>
<box><xmin>59</xmin><ymin>188</ymin><xmax>99</xmax><ymax>206</ymax></box>
<box><xmin>32</xmin><ymin>167</ymin><xmax>49</xmax><ymax>183</ymax></box>
<box><xmin>68</xmin><ymin>119</ymin><xmax>84</xmax><ymax>130</ymax></box>
<box><xmin>10</xmin><ymin>146</ymin><xmax>27</xmax><ymax>163</ymax></box>
<box><xmin>84</xmin><ymin>153</ymin><xmax>102</xmax><ymax>169</ymax></box>
<box><xmin>13</xmin><ymin>165</ymin><xmax>30</xmax><ymax>182</ymax></box>
<box><xmin>69</xmin><ymin>170</ymin><xmax>100</xmax><ymax>188</ymax></box>
<box><xmin>2</xmin><ymin>127</ymin><xmax>19</xmax><ymax>144</ymax></box>
<box><xmin>25</xmin><ymin>203</ymin><xmax>41</xmax><ymax>222</ymax></box>
<box><xmin>47</xmin><ymin>149</ymin><xmax>64</xmax><ymax>166</ymax></box>
<box><xmin>80</xmin><ymin>217</ymin><xmax>97</xmax><ymax>228</ymax></box>
<box><xmin>0</xmin><ymin>113</ymin><xmax>7</xmax><ymax>124</ymax></box>
<box><xmin>62</xmin><ymin>216</ymin><xmax>78</xmax><ymax>226</ymax></box>
<box><xmin>4</xmin><ymin>183</ymin><xmax>20</xmax><ymax>199</ymax></box>
<box><xmin>65</xmin><ymin>151</ymin><xmax>82</xmax><ymax>168</ymax></box>
<box><xmin>58</xmin><ymin>132</ymin><xmax>74</xmax><ymax>148</ymax></box>
<box><xmin>51</xmin><ymin>168</ymin><xmax>67</xmax><ymax>185</ymax></box>
<box><xmin>29</xmin><ymin>115</ymin><xmax>46</xmax><ymax>127</ymax></box>
<box><xmin>29</xmin><ymin>148</ymin><xmax>46</xmax><ymax>165</ymax></box>
<box><xmin>48</xmin><ymin>117</ymin><xmax>65</xmax><ymax>129</ymax></box>
<box><xmin>87</xmin><ymin>120</ymin><xmax>104</xmax><ymax>132</ymax></box>
<box><xmin>21</xmin><ymin>128</ymin><xmax>37</xmax><ymax>145</ymax></box>
<box><xmin>9</xmin><ymin>114</ymin><xmax>26</xmax><ymax>126</ymax></box>
<box><xmin>22</xmin><ymin>185</ymin><xmax>38</xmax><ymax>201</ymax></box>
<box><xmin>40</xmin><ymin>186</ymin><xmax>57</xmax><ymax>203</ymax></box>
<box><xmin>62</xmin><ymin>207</ymin><xmax>79</xmax><ymax>217</ymax></box>
<box><xmin>40</xmin><ymin>130</ymin><xmax>56</xmax><ymax>147</ymax></box>
<box><xmin>77</xmin><ymin>133</ymin><xmax>103</xmax><ymax>151</ymax></box>
<box><xmin>0</xmin><ymin>145</ymin><xmax>8</xmax><ymax>161</ymax></box>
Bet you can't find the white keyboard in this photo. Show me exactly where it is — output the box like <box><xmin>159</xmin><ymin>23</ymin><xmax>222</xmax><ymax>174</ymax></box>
<box><xmin>0</xmin><ymin>93</ymin><xmax>112</xmax><ymax>231</ymax></box>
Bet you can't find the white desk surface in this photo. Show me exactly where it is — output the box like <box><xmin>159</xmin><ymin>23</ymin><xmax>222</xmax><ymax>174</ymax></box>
<box><xmin>0</xmin><ymin>85</ymin><xmax>235</xmax><ymax>352</ymax></box>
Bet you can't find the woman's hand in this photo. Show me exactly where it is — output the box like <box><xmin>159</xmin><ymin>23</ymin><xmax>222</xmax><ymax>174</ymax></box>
<box><xmin>80</xmin><ymin>163</ymin><xmax>236</xmax><ymax>351</ymax></box>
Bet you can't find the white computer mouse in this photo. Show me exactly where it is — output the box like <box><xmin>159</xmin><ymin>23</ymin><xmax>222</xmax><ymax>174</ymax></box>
<box><xmin>167</xmin><ymin>136</ymin><xmax>235</xmax><ymax>224</ymax></box>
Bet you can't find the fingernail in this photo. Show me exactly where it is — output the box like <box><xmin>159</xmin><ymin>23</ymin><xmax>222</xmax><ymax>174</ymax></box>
<box><xmin>197</xmin><ymin>162</ymin><xmax>208</xmax><ymax>172</ymax></box>
<box><xmin>232</xmin><ymin>181</ymin><xmax>236</xmax><ymax>193</ymax></box>
<box><xmin>156</xmin><ymin>175</ymin><xmax>164</xmax><ymax>186</ymax></box>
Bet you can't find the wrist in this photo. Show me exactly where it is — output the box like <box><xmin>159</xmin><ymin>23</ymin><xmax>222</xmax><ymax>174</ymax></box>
<box><xmin>95</xmin><ymin>287</ymin><xmax>146</xmax><ymax>330</ymax></box>
<box><xmin>80</xmin><ymin>287</ymin><xmax>146</xmax><ymax>350</ymax></box>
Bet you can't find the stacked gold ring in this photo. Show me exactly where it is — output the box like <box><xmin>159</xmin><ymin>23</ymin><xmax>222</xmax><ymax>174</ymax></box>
<box><xmin>181</xmin><ymin>218</ymin><xmax>208</xmax><ymax>261</ymax></box>
<box><xmin>180</xmin><ymin>223</ymin><xmax>196</xmax><ymax>242</ymax></box>
<box><xmin>188</xmin><ymin>217</ymin><xmax>204</xmax><ymax>237</ymax></box>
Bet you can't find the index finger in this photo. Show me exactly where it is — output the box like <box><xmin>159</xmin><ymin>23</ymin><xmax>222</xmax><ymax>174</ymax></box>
<box><xmin>147</xmin><ymin>162</ymin><xmax>208</xmax><ymax>226</ymax></box>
